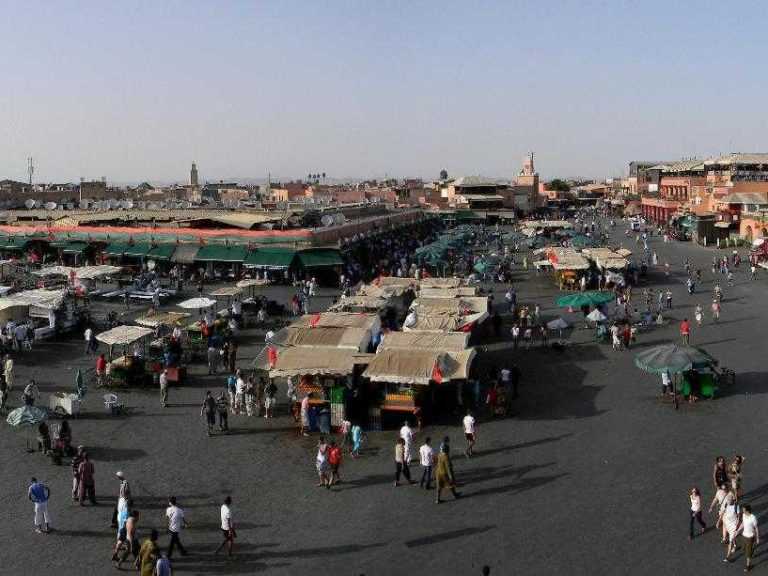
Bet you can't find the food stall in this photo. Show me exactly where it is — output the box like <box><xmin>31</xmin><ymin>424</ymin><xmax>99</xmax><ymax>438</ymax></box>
<box><xmin>96</xmin><ymin>325</ymin><xmax>154</xmax><ymax>387</ymax></box>
<box><xmin>546</xmin><ymin>248</ymin><xmax>591</xmax><ymax>290</ymax></box>
<box><xmin>403</xmin><ymin>296</ymin><xmax>489</xmax><ymax>336</ymax></box>
<box><xmin>0</xmin><ymin>288</ymin><xmax>72</xmax><ymax>339</ymax></box>
<box><xmin>362</xmin><ymin>348</ymin><xmax>475</xmax><ymax>427</ymax></box>
<box><xmin>135</xmin><ymin>311</ymin><xmax>191</xmax><ymax>383</ymax></box>
<box><xmin>255</xmin><ymin>345</ymin><xmax>373</xmax><ymax>432</ymax></box>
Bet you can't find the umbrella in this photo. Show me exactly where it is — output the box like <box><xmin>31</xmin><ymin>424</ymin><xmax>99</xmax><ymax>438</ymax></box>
<box><xmin>556</xmin><ymin>291</ymin><xmax>614</xmax><ymax>309</ymax></box>
<box><xmin>178</xmin><ymin>297</ymin><xmax>217</xmax><ymax>309</ymax></box>
<box><xmin>586</xmin><ymin>309</ymin><xmax>607</xmax><ymax>323</ymax></box>
<box><xmin>6</xmin><ymin>405</ymin><xmax>48</xmax><ymax>452</ymax></box>
<box><xmin>546</xmin><ymin>317</ymin><xmax>569</xmax><ymax>330</ymax></box>
<box><xmin>634</xmin><ymin>344</ymin><xmax>715</xmax><ymax>375</ymax></box>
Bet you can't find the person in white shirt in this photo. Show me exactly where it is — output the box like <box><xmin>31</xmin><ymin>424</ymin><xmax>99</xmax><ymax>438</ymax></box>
<box><xmin>735</xmin><ymin>504</ymin><xmax>759</xmax><ymax>570</ymax></box>
<box><xmin>660</xmin><ymin>370</ymin><xmax>671</xmax><ymax>396</ymax></box>
<box><xmin>214</xmin><ymin>496</ymin><xmax>235</xmax><ymax>556</ymax></box>
<box><xmin>165</xmin><ymin>496</ymin><xmax>188</xmax><ymax>558</ymax></box>
<box><xmin>688</xmin><ymin>487</ymin><xmax>706</xmax><ymax>540</ymax></box>
<box><xmin>234</xmin><ymin>371</ymin><xmax>246</xmax><ymax>415</ymax></box>
<box><xmin>722</xmin><ymin>493</ymin><xmax>740</xmax><ymax>561</ymax></box>
<box><xmin>399</xmin><ymin>421</ymin><xmax>414</xmax><ymax>463</ymax></box>
<box><xmin>418</xmin><ymin>437</ymin><xmax>434</xmax><ymax>490</ymax></box>
<box><xmin>462</xmin><ymin>410</ymin><xmax>476</xmax><ymax>458</ymax></box>
<box><xmin>84</xmin><ymin>327</ymin><xmax>93</xmax><ymax>354</ymax></box>
<box><xmin>159</xmin><ymin>369</ymin><xmax>169</xmax><ymax>408</ymax></box>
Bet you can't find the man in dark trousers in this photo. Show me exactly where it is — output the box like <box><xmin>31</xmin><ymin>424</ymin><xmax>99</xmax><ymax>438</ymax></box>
<box><xmin>165</xmin><ymin>496</ymin><xmax>188</xmax><ymax>558</ymax></box>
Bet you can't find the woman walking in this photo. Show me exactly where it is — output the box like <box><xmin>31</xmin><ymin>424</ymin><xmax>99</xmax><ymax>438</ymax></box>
<box><xmin>394</xmin><ymin>437</ymin><xmax>411</xmax><ymax>487</ymax></box>
<box><xmin>688</xmin><ymin>487</ymin><xmax>706</xmax><ymax>540</ymax></box>
<box><xmin>713</xmin><ymin>457</ymin><xmax>729</xmax><ymax>492</ymax></box>
<box><xmin>708</xmin><ymin>483</ymin><xmax>730</xmax><ymax>543</ymax></box>
<box><xmin>729</xmin><ymin>455</ymin><xmax>745</xmax><ymax>501</ymax></box>
<box><xmin>722</xmin><ymin>493</ymin><xmax>741</xmax><ymax>563</ymax></box>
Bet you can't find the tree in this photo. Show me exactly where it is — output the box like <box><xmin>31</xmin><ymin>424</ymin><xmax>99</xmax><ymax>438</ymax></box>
<box><xmin>548</xmin><ymin>179</ymin><xmax>571</xmax><ymax>192</ymax></box>
<box><xmin>439</xmin><ymin>169</ymin><xmax>448</xmax><ymax>180</ymax></box>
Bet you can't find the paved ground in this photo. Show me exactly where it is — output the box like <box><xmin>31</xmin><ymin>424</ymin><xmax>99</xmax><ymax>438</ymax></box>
<box><xmin>2</xmin><ymin>224</ymin><xmax>768</xmax><ymax>576</ymax></box>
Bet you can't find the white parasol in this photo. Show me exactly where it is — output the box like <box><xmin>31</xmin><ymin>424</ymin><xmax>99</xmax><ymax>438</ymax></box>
<box><xmin>586</xmin><ymin>309</ymin><xmax>607</xmax><ymax>323</ymax></box>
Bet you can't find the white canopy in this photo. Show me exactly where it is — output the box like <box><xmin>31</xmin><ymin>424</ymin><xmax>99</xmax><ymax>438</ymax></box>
<box><xmin>96</xmin><ymin>325</ymin><xmax>153</xmax><ymax>346</ymax></box>
<box><xmin>586</xmin><ymin>309</ymin><xmax>607</xmax><ymax>322</ymax></box>
<box><xmin>178</xmin><ymin>297</ymin><xmax>217</xmax><ymax>309</ymax></box>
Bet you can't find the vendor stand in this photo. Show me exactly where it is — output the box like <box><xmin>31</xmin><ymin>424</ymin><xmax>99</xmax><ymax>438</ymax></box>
<box><xmin>255</xmin><ymin>346</ymin><xmax>373</xmax><ymax>433</ymax></box>
<box><xmin>96</xmin><ymin>325</ymin><xmax>154</xmax><ymax>387</ymax></box>
<box><xmin>634</xmin><ymin>344</ymin><xmax>729</xmax><ymax>409</ymax></box>
<box><xmin>363</xmin><ymin>348</ymin><xmax>475</xmax><ymax>427</ymax></box>
<box><xmin>135</xmin><ymin>312</ymin><xmax>191</xmax><ymax>382</ymax></box>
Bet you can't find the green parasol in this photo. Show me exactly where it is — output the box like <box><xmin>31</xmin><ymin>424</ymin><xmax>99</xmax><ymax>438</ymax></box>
<box><xmin>6</xmin><ymin>405</ymin><xmax>48</xmax><ymax>452</ymax></box>
<box><xmin>556</xmin><ymin>291</ymin><xmax>614</xmax><ymax>308</ymax></box>
<box><xmin>634</xmin><ymin>344</ymin><xmax>715</xmax><ymax>375</ymax></box>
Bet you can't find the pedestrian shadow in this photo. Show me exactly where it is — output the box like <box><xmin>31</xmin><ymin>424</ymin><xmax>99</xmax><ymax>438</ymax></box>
<box><xmin>208</xmin><ymin>425</ymin><xmax>296</xmax><ymax>436</ymax></box>
<box><xmin>459</xmin><ymin>462</ymin><xmax>556</xmax><ymax>484</ymax></box>
<box><xmin>258</xmin><ymin>541</ymin><xmax>387</xmax><ymax>559</ymax></box>
<box><xmin>337</xmin><ymin>473</ymin><xmax>393</xmax><ymax>491</ymax></box>
<box><xmin>465</xmin><ymin>472</ymin><xmax>569</xmax><ymax>499</ymax></box>
<box><xmin>404</xmin><ymin>525</ymin><xmax>496</xmax><ymax>548</ymax></box>
<box><xmin>170</xmin><ymin>556</ymin><xmax>291</xmax><ymax>574</ymax></box>
<box><xmin>473</xmin><ymin>433</ymin><xmax>573</xmax><ymax>458</ymax></box>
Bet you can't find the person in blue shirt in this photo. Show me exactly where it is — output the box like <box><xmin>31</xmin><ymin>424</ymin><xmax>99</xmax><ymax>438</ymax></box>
<box><xmin>155</xmin><ymin>552</ymin><xmax>172</xmax><ymax>576</ymax></box>
<box><xmin>28</xmin><ymin>477</ymin><xmax>51</xmax><ymax>533</ymax></box>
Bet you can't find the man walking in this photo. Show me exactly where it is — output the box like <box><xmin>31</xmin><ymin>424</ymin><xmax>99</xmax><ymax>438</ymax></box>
<box><xmin>159</xmin><ymin>369</ymin><xmax>169</xmax><ymax>408</ymax></box>
<box><xmin>214</xmin><ymin>496</ymin><xmax>236</xmax><ymax>557</ymax></box>
<box><xmin>201</xmin><ymin>391</ymin><xmax>217</xmax><ymax>435</ymax></box>
<box><xmin>679</xmin><ymin>318</ymin><xmax>690</xmax><ymax>346</ymax></box>
<box><xmin>418</xmin><ymin>437</ymin><xmax>434</xmax><ymax>490</ymax></box>
<box><xmin>77</xmin><ymin>453</ymin><xmax>96</xmax><ymax>505</ymax></box>
<box><xmin>735</xmin><ymin>504</ymin><xmax>759</xmax><ymax>572</ymax></box>
<box><xmin>435</xmin><ymin>438</ymin><xmax>461</xmax><ymax>504</ymax></box>
<box><xmin>28</xmin><ymin>477</ymin><xmax>51</xmax><ymax>533</ymax></box>
<box><xmin>400</xmin><ymin>420</ymin><xmax>415</xmax><ymax>463</ymax></box>
<box><xmin>165</xmin><ymin>496</ymin><xmax>188</xmax><ymax>558</ymax></box>
<box><xmin>462</xmin><ymin>410</ymin><xmax>477</xmax><ymax>458</ymax></box>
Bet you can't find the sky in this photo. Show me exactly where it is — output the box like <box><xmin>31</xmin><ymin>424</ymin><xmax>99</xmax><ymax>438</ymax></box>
<box><xmin>2</xmin><ymin>0</ymin><xmax>768</xmax><ymax>184</ymax></box>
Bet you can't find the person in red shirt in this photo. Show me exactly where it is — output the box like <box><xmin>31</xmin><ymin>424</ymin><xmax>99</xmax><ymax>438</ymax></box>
<box><xmin>96</xmin><ymin>353</ymin><xmax>107</xmax><ymax>387</ymax></box>
<box><xmin>328</xmin><ymin>440</ymin><xmax>342</xmax><ymax>486</ymax></box>
<box><xmin>680</xmin><ymin>318</ymin><xmax>691</xmax><ymax>345</ymax></box>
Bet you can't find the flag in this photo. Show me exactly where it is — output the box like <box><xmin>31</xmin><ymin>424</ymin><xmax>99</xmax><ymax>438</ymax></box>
<box><xmin>431</xmin><ymin>360</ymin><xmax>443</xmax><ymax>384</ymax></box>
<box><xmin>309</xmin><ymin>313</ymin><xmax>321</xmax><ymax>328</ymax></box>
<box><xmin>267</xmin><ymin>346</ymin><xmax>278</xmax><ymax>368</ymax></box>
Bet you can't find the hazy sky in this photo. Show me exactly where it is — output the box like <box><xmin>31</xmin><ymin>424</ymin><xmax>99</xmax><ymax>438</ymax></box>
<box><xmin>2</xmin><ymin>1</ymin><xmax>768</xmax><ymax>184</ymax></box>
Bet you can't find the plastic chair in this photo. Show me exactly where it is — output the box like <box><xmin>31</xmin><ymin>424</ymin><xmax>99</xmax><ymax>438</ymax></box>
<box><xmin>103</xmin><ymin>393</ymin><xmax>122</xmax><ymax>415</ymax></box>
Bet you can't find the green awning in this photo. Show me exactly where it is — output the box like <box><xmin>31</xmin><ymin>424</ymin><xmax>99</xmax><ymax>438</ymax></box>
<box><xmin>195</xmin><ymin>244</ymin><xmax>248</xmax><ymax>263</ymax></box>
<box><xmin>455</xmin><ymin>211</ymin><xmax>483</xmax><ymax>220</ymax></box>
<box><xmin>296</xmin><ymin>249</ymin><xmax>343</xmax><ymax>268</ymax></box>
<box><xmin>0</xmin><ymin>237</ymin><xmax>30</xmax><ymax>251</ymax></box>
<box><xmin>147</xmin><ymin>244</ymin><xmax>175</xmax><ymax>261</ymax></box>
<box><xmin>244</xmin><ymin>248</ymin><xmax>296</xmax><ymax>269</ymax></box>
<box><xmin>103</xmin><ymin>242</ymin><xmax>151</xmax><ymax>257</ymax></box>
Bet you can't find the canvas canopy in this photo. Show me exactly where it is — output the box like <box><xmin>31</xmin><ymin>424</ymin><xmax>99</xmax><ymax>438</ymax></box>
<box><xmin>328</xmin><ymin>295</ymin><xmax>388</xmax><ymax>312</ymax></box>
<box><xmin>208</xmin><ymin>286</ymin><xmax>243</xmax><ymax>297</ymax></box>
<box><xmin>135</xmin><ymin>312</ymin><xmax>191</xmax><ymax>328</ymax></box>
<box><xmin>418</xmin><ymin>286</ymin><xmax>477</xmax><ymax>298</ymax></box>
<box><xmin>2</xmin><ymin>288</ymin><xmax>67</xmax><ymax>310</ymax></box>
<box><xmin>257</xmin><ymin>347</ymin><xmax>371</xmax><ymax>378</ymax></box>
<box><xmin>292</xmin><ymin>312</ymin><xmax>381</xmax><ymax>333</ymax></box>
<box><xmin>96</xmin><ymin>325</ymin><xmax>153</xmax><ymax>346</ymax></box>
<box><xmin>403</xmin><ymin>310</ymin><xmax>488</xmax><ymax>332</ymax></box>
<box><xmin>273</xmin><ymin>326</ymin><xmax>371</xmax><ymax>351</ymax></box>
<box><xmin>363</xmin><ymin>349</ymin><xmax>475</xmax><ymax>385</ymax></box>
<box><xmin>378</xmin><ymin>331</ymin><xmax>469</xmax><ymax>352</ymax></box>
<box><xmin>33</xmin><ymin>265</ymin><xmax>121</xmax><ymax>280</ymax></box>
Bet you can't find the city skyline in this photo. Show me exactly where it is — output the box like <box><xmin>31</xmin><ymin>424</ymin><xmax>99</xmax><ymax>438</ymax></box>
<box><xmin>3</xmin><ymin>1</ymin><xmax>768</xmax><ymax>183</ymax></box>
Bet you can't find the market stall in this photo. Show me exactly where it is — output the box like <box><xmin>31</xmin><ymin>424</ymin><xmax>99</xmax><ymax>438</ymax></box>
<box><xmin>362</xmin><ymin>348</ymin><xmax>475</xmax><ymax>426</ymax></box>
<box><xmin>255</xmin><ymin>346</ymin><xmax>373</xmax><ymax>433</ymax></box>
<box><xmin>135</xmin><ymin>311</ymin><xmax>191</xmax><ymax>382</ymax></box>
<box><xmin>96</xmin><ymin>325</ymin><xmax>154</xmax><ymax>387</ymax></box>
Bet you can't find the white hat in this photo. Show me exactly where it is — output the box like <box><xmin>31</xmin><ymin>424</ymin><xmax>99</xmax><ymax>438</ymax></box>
<box><xmin>115</xmin><ymin>471</ymin><xmax>124</xmax><ymax>479</ymax></box>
